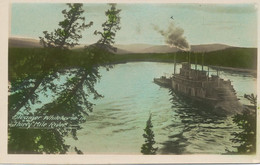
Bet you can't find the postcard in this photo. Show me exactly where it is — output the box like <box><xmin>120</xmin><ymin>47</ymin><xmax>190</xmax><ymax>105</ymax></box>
<box><xmin>0</xmin><ymin>0</ymin><xmax>259</xmax><ymax>164</ymax></box>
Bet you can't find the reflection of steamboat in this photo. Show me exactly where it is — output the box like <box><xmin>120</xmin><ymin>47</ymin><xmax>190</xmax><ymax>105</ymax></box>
<box><xmin>154</xmin><ymin>62</ymin><xmax>243</xmax><ymax>115</ymax></box>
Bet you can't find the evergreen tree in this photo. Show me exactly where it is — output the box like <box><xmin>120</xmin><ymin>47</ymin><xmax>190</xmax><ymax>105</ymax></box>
<box><xmin>94</xmin><ymin>3</ymin><xmax>121</xmax><ymax>52</ymax></box>
<box><xmin>9</xmin><ymin>3</ymin><xmax>93</xmax><ymax>121</ymax></box>
<box><xmin>141</xmin><ymin>114</ymin><xmax>158</xmax><ymax>155</ymax></box>
<box><xmin>244</xmin><ymin>94</ymin><xmax>257</xmax><ymax>107</ymax></box>
<box><xmin>231</xmin><ymin>93</ymin><xmax>256</xmax><ymax>154</ymax></box>
<box><xmin>39</xmin><ymin>3</ymin><xmax>93</xmax><ymax>49</ymax></box>
<box><xmin>9</xmin><ymin>3</ymin><xmax>122</xmax><ymax>154</ymax></box>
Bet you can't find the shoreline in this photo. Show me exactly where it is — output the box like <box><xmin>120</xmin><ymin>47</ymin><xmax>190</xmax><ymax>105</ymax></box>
<box><xmin>209</xmin><ymin>65</ymin><xmax>257</xmax><ymax>75</ymax></box>
<box><xmin>108</xmin><ymin>60</ymin><xmax>257</xmax><ymax>76</ymax></box>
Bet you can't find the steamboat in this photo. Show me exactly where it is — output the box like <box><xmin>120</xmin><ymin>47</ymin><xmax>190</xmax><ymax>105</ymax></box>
<box><xmin>154</xmin><ymin>60</ymin><xmax>243</xmax><ymax>115</ymax></box>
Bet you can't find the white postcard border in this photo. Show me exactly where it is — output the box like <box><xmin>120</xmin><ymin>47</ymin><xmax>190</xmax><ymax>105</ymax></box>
<box><xmin>1</xmin><ymin>0</ymin><xmax>259</xmax><ymax>164</ymax></box>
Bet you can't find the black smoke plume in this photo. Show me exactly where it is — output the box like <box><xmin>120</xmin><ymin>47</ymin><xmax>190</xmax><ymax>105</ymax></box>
<box><xmin>153</xmin><ymin>23</ymin><xmax>190</xmax><ymax>51</ymax></box>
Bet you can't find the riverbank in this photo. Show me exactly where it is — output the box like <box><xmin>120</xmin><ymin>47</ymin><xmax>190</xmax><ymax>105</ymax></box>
<box><xmin>209</xmin><ymin>65</ymin><xmax>257</xmax><ymax>76</ymax></box>
<box><xmin>9</xmin><ymin>47</ymin><xmax>257</xmax><ymax>81</ymax></box>
<box><xmin>111</xmin><ymin>47</ymin><xmax>257</xmax><ymax>70</ymax></box>
<box><xmin>109</xmin><ymin>60</ymin><xmax>257</xmax><ymax>77</ymax></box>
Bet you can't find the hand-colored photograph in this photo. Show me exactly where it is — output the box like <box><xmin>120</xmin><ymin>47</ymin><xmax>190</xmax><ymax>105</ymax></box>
<box><xmin>8</xmin><ymin>2</ymin><xmax>257</xmax><ymax>155</ymax></box>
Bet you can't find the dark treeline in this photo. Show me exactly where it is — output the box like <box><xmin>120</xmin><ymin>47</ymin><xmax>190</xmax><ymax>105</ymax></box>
<box><xmin>10</xmin><ymin>47</ymin><xmax>257</xmax><ymax>72</ymax></box>
<box><xmin>9</xmin><ymin>48</ymin><xmax>257</xmax><ymax>79</ymax></box>
<box><xmin>110</xmin><ymin>47</ymin><xmax>257</xmax><ymax>70</ymax></box>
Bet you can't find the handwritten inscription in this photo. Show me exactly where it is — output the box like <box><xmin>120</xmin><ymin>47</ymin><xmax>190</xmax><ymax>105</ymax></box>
<box><xmin>9</xmin><ymin>115</ymin><xmax>85</xmax><ymax>129</ymax></box>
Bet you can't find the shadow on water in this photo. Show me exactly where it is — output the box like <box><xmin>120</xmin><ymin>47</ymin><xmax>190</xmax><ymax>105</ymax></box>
<box><xmin>160</xmin><ymin>133</ymin><xmax>188</xmax><ymax>154</ymax></box>
<box><xmin>159</xmin><ymin>89</ymin><xmax>227</xmax><ymax>154</ymax></box>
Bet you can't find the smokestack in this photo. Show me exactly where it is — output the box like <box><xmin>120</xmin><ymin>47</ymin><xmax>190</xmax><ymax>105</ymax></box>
<box><xmin>153</xmin><ymin>23</ymin><xmax>190</xmax><ymax>74</ymax></box>
<box><xmin>195</xmin><ymin>54</ymin><xmax>197</xmax><ymax>70</ymax></box>
<box><xmin>174</xmin><ymin>53</ymin><xmax>176</xmax><ymax>74</ymax></box>
<box><xmin>202</xmin><ymin>52</ymin><xmax>204</xmax><ymax>71</ymax></box>
<box><xmin>188</xmin><ymin>51</ymin><xmax>191</xmax><ymax>65</ymax></box>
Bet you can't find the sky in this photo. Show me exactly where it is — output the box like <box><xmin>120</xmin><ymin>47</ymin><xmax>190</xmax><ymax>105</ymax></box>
<box><xmin>10</xmin><ymin>3</ymin><xmax>258</xmax><ymax>47</ymax></box>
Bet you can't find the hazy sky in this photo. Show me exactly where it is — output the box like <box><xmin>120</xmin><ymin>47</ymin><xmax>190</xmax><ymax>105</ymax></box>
<box><xmin>10</xmin><ymin>3</ymin><xmax>257</xmax><ymax>47</ymax></box>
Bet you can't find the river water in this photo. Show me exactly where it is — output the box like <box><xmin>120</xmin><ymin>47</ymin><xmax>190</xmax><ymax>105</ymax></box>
<box><xmin>65</xmin><ymin>62</ymin><xmax>257</xmax><ymax>154</ymax></box>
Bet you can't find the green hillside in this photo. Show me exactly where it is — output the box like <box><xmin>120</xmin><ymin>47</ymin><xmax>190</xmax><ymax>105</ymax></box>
<box><xmin>9</xmin><ymin>47</ymin><xmax>257</xmax><ymax>81</ymax></box>
<box><xmin>111</xmin><ymin>47</ymin><xmax>257</xmax><ymax>70</ymax></box>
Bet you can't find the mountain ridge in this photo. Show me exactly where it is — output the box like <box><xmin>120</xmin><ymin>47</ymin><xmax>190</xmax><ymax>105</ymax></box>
<box><xmin>9</xmin><ymin>37</ymin><xmax>239</xmax><ymax>54</ymax></box>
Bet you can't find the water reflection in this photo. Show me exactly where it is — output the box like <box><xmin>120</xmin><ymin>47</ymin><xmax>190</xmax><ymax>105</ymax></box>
<box><xmin>160</xmin><ymin>132</ymin><xmax>188</xmax><ymax>154</ymax></box>
<box><xmin>159</xmin><ymin>89</ymin><xmax>235</xmax><ymax>154</ymax></box>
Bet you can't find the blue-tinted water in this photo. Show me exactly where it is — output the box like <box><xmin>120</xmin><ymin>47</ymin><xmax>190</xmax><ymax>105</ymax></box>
<box><xmin>65</xmin><ymin>62</ymin><xmax>256</xmax><ymax>154</ymax></box>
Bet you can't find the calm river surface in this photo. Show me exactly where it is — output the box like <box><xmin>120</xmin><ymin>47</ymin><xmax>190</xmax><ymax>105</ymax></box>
<box><xmin>65</xmin><ymin>62</ymin><xmax>256</xmax><ymax>154</ymax></box>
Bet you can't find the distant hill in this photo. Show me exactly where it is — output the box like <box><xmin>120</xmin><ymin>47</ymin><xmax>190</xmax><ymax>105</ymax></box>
<box><xmin>190</xmin><ymin>44</ymin><xmax>233</xmax><ymax>52</ymax></box>
<box><xmin>115</xmin><ymin>48</ymin><xmax>133</xmax><ymax>54</ymax></box>
<box><xmin>82</xmin><ymin>43</ymin><xmax>133</xmax><ymax>54</ymax></box>
<box><xmin>113</xmin><ymin>43</ymin><xmax>233</xmax><ymax>54</ymax></box>
<box><xmin>9</xmin><ymin>37</ymin><xmax>235</xmax><ymax>54</ymax></box>
<box><xmin>114</xmin><ymin>44</ymin><xmax>154</xmax><ymax>53</ymax></box>
<box><xmin>111</xmin><ymin>47</ymin><xmax>257</xmax><ymax>70</ymax></box>
<box><xmin>9</xmin><ymin>37</ymin><xmax>42</xmax><ymax>48</ymax></box>
<box><xmin>140</xmin><ymin>45</ymin><xmax>178</xmax><ymax>53</ymax></box>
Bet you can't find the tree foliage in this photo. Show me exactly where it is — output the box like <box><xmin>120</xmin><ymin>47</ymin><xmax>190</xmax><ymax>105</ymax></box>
<box><xmin>141</xmin><ymin>114</ymin><xmax>158</xmax><ymax>155</ymax></box>
<box><xmin>94</xmin><ymin>3</ymin><xmax>121</xmax><ymax>52</ymax></box>
<box><xmin>8</xmin><ymin>128</ymin><xmax>69</xmax><ymax>154</ymax></box>
<box><xmin>8</xmin><ymin>3</ymin><xmax>121</xmax><ymax>154</ymax></box>
<box><xmin>244</xmin><ymin>94</ymin><xmax>257</xmax><ymax>107</ymax></box>
<box><xmin>8</xmin><ymin>52</ymin><xmax>102</xmax><ymax>154</ymax></box>
<box><xmin>39</xmin><ymin>3</ymin><xmax>93</xmax><ymax>49</ymax></box>
<box><xmin>231</xmin><ymin>93</ymin><xmax>256</xmax><ymax>154</ymax></box>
